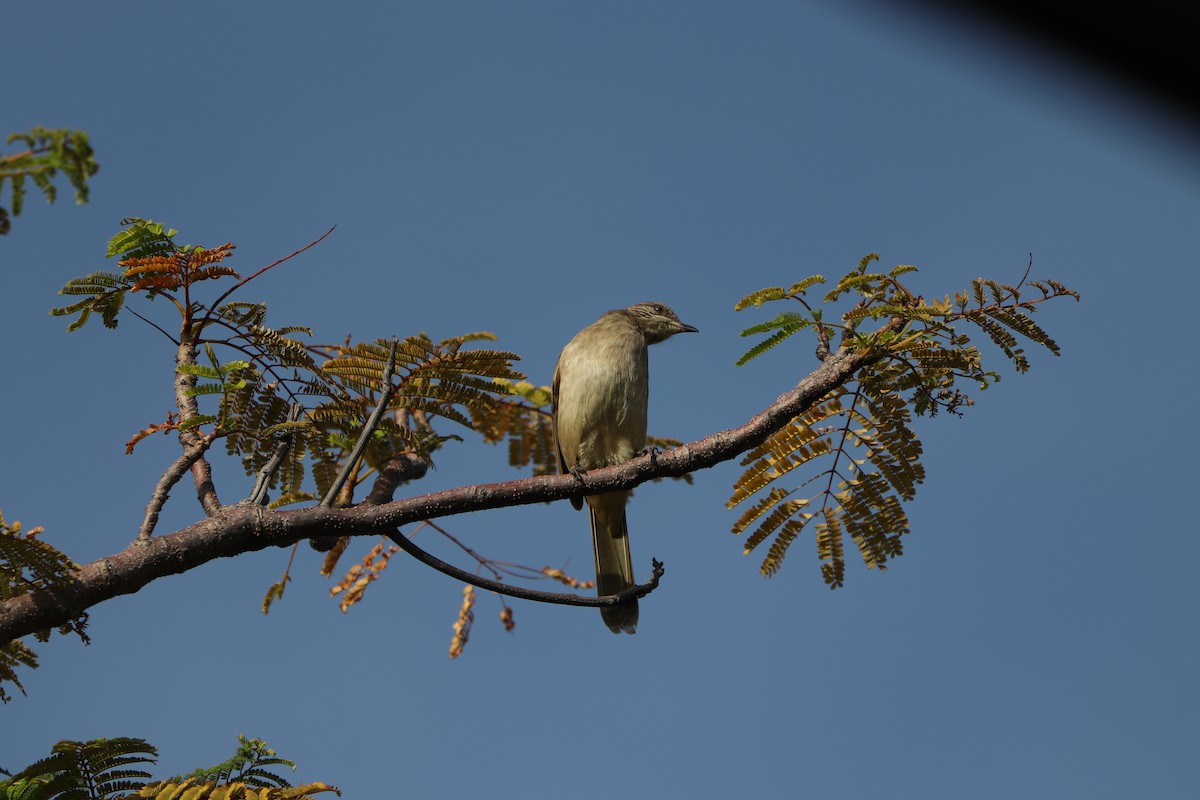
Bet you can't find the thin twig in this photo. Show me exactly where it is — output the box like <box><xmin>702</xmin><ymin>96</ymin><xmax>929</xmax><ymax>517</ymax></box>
<box><xmin>411</xmin><ymin>520</ymin><xmax>505</xmax><ymax>581</ymax></box>
<box><xmin>1015</xmin><ymin>252</ymin><xmax>1034</xmax><ymax>292</ymax></box>
<box><xmin>246</xmin><ymin>404</ymin><xmax>306</xmax><ymax>506</ymax></box>
<box><xmin>198</xmin><ymin>226</ymin><xmax>336</xmax><ymax>333</ymax></box>
<box><xmin>385</xmin><ymin>527</ymin><xmax>664</xmax><ymax>607</ymax></box>
<box><xmin>126</xmin><ymin>307</ymin><xmax>179</xmax><ymax>345</ymax></box>
<box><xmin>0</xmin><ymin>148</ymin><xmax>38</xmax><ymax>165</ymax></box>
<box><xmin>418</xmin><ymin>519</ymin><xmax>572</xmax><ymax>585</ymax></box>
<box><xmin>418</xmin><ymin>522</ymin><xmax>585</xmax><ymax>587</ymax></box>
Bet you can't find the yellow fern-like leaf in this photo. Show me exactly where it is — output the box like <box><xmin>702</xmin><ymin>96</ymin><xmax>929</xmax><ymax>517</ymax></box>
<box><xmin>739</xmin><ymin>393</ymin><xmax>844</xmax><ymax>465</ymax></box>
<box><xmin>728</xmin><ymin>437</ymin><xmax>834</xmax><ymax>507</ymax></box>
<box><xmin>759</xmin><ymin>517</ymin><xmax>807</xmax><ymax>577</ymax></box>
<box><xmin>448</xmin><ymin>584</ymin><xmax>476</xmax><ymax>660</ymax></box>
<box><xmin>329</xmin><ymin>539</ymin><xmax>398</xmax><ymax>613</ymax></box>
<box><xmin>138</xmin><ymin>781</ymin><xmax>339</xmax><ymax>800</ymax></box>
<box><xmin>838</xmin><ymin>473</ymin><xmax>908</xmax><ymax>571</ymax></box>
<box><xmin>815</xmin><ymin>510</ymin><xmax>845</xmax><ymax>587</ymax></box>
<box><xmin>728</xmin><ymin>392</ymin><xmax>845</xmax><ymax>508</ymax></box>
<box><xmin>743</xmin><ymin>499</ymin><xmax>811</xmax><ymax>555</ymax></box>
<box><xmin>731</xmin><ymin>486</ymin><xmax>794</xmax><ymax>535</ymax></box>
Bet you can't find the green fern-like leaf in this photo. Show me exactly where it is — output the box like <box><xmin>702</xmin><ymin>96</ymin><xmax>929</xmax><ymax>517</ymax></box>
<box><xmin>49</xmin><ymin>219</ymin><xmax>231</xmax><ymax>331</ymax></box>
<box><xmin>309</xmin><ymin>333</ymin><xmax>525</xmax><ymax>482</ymax></box>
<box><xmin>1</xmin><ymin>512</ymin><xmax>78</xmax><ymax>602</ymax></box>
<box><xmin>738</xmin><ymin>311</ymin><xmax>811</xmax><ymax>338</ymax></box>
<box><xmin>0</xmin><ymin>511</ymin><xmax>90</xmax><ymax>701</ymax></box>
<box><xmin>734</xmin><ymin>286</ymin><xmax>788</xmax><ymax>310</ymax></box>
<box><xmin>215</xmin><ymin>302</ymin><xmax>269</xmax><ymax>329</ymax></box>
<box><xmin>734</xmin><ymin>275</ymin><xmax>827</xmax><ymax>311</ymax></box>
<box><xmin>1</xmin><ymin>127</ymin><xmax>99</xmax><ymax>236</ymax></box>
<box><xmin>50</xmin><ymin>271</ymin><xmax>130</xmax><ymax>330</ymax></box>
<box><xmin>179</xmin><ymin>414</ymin><xmax>219</xmax><ymax>430</ymax></box>
<box><xmin>322</xmin><ymin>336</ymin><xmax>523</xmax><ymax>439</ymax></box>
<box><xmin>5</xmin><ymin>738</ymin><xmax>157</xmax><ymax>800</ymax></box>
<box><xmin>178</xmin><ymin>362</ymin><xmax>241</xmax><ymax>379</ymax></box>
<box><xmin>823</xmin><ymin>271</ymin><xmax>887</xmax><ymax>303</ymax></box>
<box><xmin>106</xmin><ymin>218</ymin><xmax>179</xmax><ymax>260</ymax></box>
<box><xmin>820</xmin><ymin>253</ymin><xmax>881</xmax><ymax>302</ymax></box>
<box><xmin>182</xmin><ymin>382</ymin><xmax>227</xmax><ymax>398</ymax></box>
<box><xmin>245</xmin><ymin>325</ymin><xmax>318</xmax><ymax>371</ymax></box>
<box><xmin>0</xmin><ymin>639</ymin><xmax>38</xmax><ymax>705</ymax></box>
<box><xmin>735</xmin><ymin>324</ymin><xmax>808</xmax><ymax>367</ymax></box>
<box><xmin>308</xmin><ymin>437</ymin><xmax>340</xmax><ymax>500</ymax></box>
<box><xmin>969</xmin><ymin>314</ymin><xmax>1029</xmax><ymax>372</ymax></box>
<box><xmin>6</xmin><ymin>171</ymin><xmax>27</xmax><ymax>219</ymax></box>
<box><xmin>988</xmin><ymin>307</ymin><xmax>1061</xmax><ymax>355</ymax></box>
<box><xmin>786</xmin><ymin>275</ymin><xmax>827</xmax><ymax>295</ymax></box>
<box><xmin>179</xmin><ymin>736</ymin><xmax>295</xmax><ymax>790</ymax></box>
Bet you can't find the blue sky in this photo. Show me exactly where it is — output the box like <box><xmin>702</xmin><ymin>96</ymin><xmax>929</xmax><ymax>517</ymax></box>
<box><xmin>3</xmin><ymin>2</ymin><xmax>1197</xmax><ymax>798</ymax></box>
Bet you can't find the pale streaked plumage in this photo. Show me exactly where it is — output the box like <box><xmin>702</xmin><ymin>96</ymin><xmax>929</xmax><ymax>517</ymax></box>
<box><xmin>552</xmin><ymin>302</ymin><xmax>697</xmax><ymax>634</ymax></box>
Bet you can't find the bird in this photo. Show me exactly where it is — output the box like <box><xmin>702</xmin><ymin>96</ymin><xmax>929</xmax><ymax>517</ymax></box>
<box><xmin>552</xmin><ymin>302</ymin><xmax>698</xmax><ymax>633</ymax></box>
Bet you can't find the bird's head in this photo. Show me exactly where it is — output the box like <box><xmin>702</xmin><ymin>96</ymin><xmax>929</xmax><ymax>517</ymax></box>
<box><xmin>625</xmin><ymin>301</ymin><xmax>699</xmax><ymax>344</ymax></box>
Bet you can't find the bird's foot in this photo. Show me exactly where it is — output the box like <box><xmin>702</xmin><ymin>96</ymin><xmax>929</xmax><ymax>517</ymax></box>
<box><xmin>638</xmin><ymin>444</ymin><xmax>661</xmax><ymax>463</ymax></box>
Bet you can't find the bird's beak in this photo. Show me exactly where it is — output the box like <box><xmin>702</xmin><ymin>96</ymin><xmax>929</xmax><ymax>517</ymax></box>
<box><xmin>679</xmin><ymin>322</ymin><xmax>699</xmax><ymax>334</ymax></box>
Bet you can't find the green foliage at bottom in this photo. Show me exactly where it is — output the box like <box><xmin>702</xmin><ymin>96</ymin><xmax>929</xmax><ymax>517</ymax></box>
<box><xmin>0</xmin><ymin>737</ymin><xmax>156</xmax><ymax>800</ymax></box>
<box><xmin>1</xmin><ymin>737</ymin><xmax>336</xmax><ymax>800</ymax></box>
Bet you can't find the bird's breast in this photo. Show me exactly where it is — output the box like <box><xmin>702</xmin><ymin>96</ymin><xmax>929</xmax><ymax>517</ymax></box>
<box><xmin>556</xmin><ymin>326</ymin><xmax>649</xmax><ymax>470</ymax></box>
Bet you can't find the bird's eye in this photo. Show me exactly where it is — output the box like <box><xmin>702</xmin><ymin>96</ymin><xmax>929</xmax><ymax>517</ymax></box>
<box><xmin>654</xmin><ymin>304</ymin><xmax>666</xmax><ymax>314</ymax></box>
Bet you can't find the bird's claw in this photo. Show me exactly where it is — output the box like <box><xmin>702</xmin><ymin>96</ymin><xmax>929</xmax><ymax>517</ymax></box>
<box><xmin>639</xmin><ymin>445</ymin><xmax>661</xmax><ymax>463</ymax></box>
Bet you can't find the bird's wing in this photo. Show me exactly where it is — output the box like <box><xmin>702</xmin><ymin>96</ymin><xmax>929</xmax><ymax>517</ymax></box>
<box><xmin>551</xmin><ymin>363</ymin><xmax>582</xmax><ymax>510</ymax></box>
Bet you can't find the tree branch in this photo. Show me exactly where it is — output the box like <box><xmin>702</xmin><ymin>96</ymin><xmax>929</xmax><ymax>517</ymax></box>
<box><xmin>0</xmin><ymin>343</ymin><xmax>880</xmax><ymax>645</ymax></box>
<box><xmin>174</xmin><ymin>338</ymin><xmax>222</xmax><ymax>515</ymax></box>
<box><xmin>136</xmin><ymin>433</ymin><xmax>217</xmax><ymax>540</ymax></box>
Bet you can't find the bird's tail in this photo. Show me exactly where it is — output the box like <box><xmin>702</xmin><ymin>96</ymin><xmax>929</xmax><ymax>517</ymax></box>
<box><xmin>589</xmin><ymin>496</ymin><xmax>638</xmax><ymax>634</ymax></box>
